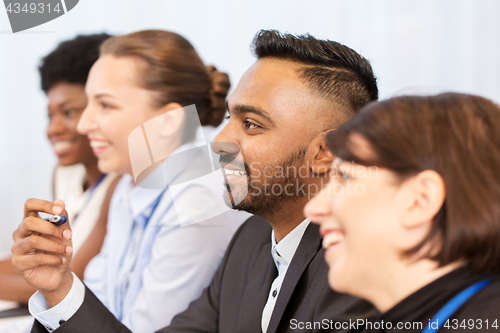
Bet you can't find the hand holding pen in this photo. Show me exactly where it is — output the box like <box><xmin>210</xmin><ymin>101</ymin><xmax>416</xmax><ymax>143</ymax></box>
<box><xmin>11</xmin><ymin>199</ymin><xmax>75</xmax><ymax>308</ymax></box>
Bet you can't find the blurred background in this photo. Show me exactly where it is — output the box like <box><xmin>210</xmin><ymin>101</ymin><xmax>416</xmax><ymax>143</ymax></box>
<box><xmin>1</xmin><ymin>0</ymin><xmax>499</xmax><ymax>255</ymax></box>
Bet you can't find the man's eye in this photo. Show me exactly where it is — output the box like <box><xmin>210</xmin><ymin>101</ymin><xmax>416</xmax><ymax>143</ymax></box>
<box><xmin>243</xmin><ymin>120</ymin><xmax>259</xmax><ymax>130</ymax></box>
<box><xmin>101</xmin><ymin>102</ymin><xmax>111</xmax><ymax>110</ymax></box>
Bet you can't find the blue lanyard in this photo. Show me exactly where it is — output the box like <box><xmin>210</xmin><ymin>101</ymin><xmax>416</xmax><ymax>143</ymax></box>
<box><xmin>115</xmin><ymin>187</ymin><xmax>167</xmax><ymax>321</ymax></box>
<box><xmin>86</xmin><ymin>174</ymin><xmax>106</xmax><ymax>198</ymax></box>
<box><xmin>421</xmin><ymin>279</ymin><xmax>491</xmax><ymax>333</ymax></box>
<box><xmin>140</xmin><ymin>187</ymin><xmax>167</xmax><ymax>228</ymax></box>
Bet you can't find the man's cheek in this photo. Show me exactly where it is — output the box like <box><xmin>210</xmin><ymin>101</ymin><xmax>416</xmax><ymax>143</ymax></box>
<box><xmin>249</xmin><ymin>161</ymin><xmax>262</xmax><ymax>178</ymax></box>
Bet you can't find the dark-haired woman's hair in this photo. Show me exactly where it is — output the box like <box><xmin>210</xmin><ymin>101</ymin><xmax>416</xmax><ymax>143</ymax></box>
<box><xmin>100</xmin><ymin>30</ymin><xmax>230</xmax><ymax>141</ymax></box>
<box><xmin>327</xmin><ymin>93</ymin><xmax>500</xmax><ymax>273</ymax></box>
<box><xmin>39</xmin><ymin>33</ymin><xmax>112</xmax><ymax>93</ymax></box>
<box><xmin>252</xmin><ymin>30</ymin><xmax>378</xmax><ymax>114</ymax></box>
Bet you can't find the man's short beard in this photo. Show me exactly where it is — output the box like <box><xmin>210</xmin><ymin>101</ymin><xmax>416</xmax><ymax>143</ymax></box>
<box><xmin>224</xmin><ymin>148</ymin><xmax>307</xmax><ymax>217</ymax></box>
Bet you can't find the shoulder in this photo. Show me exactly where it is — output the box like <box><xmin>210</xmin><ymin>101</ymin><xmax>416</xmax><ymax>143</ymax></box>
<box><xmin>98</xmin><ymin>172</ymin><xmax>121</xmax><ymax>190</ymax></box>
<box><xmin>456</xmin><ymin>276</ymin><xmax>500</xmax><ymax>319</ymax></box>
<box><xmin>220</xmin><ymin>215</ymin><xmax>272</xmax><ymax>263</ymax></box>
<box><xmin>54</xmin><ymin>163</ymin><xmax>86</xmax><ymax>179</ymax></box>
<box><xmin>232</xmin><ymin>215</ymin><xmax>273</xmax><ymax>243</ymax></box>
<box><xmin>53</xmin><ymin>163</ymin><xmax>87</xmax><ymax>199</ymax></box>
<box><xmin>110</xmin><ymin>174</ymin><xmax>133</xmax><ymax>202</ymax></box>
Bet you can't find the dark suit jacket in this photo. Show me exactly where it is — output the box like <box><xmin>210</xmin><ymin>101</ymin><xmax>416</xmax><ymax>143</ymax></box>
<box><xmin>32</xmin><ymin>216</ymin><xmax>373</xmax><ymax>333</ymax></box>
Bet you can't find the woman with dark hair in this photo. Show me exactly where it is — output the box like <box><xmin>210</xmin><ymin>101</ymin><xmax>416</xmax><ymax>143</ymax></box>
<box><xmin>305</xmin><ymin>93</ymin><xmax>500</xmax><ymax>332</ymax></box>
<box><xmin>11</xmin><ymin>30</ymin><xmax>247</xmax><ymax>333</ymax></box>
<box><xmin>0</xmin><ymin>34</ymin><xmax>119</xmax><ymax>305</ymax></box>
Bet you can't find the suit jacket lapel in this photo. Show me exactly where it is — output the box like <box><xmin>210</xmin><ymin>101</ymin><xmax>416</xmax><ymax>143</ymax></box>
<box><xmin>266</xmin><ymin>223</ymin><xmax>322</xmax><ymax>333</ymax></box>
<box><xmin>236</xmin><ymin>242</ymin><xmax>278</xmax><ymax>332</ymax></box>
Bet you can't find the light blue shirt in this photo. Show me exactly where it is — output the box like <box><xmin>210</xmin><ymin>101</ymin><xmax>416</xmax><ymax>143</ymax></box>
<box><xmin>29</xmin><ymin>144</ymin><xmax>250</xmax><ymax>333</ymax></box>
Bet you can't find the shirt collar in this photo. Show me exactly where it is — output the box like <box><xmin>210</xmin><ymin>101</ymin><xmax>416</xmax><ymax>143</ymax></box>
<box><xmin>271</xmin><ymin>218</ymin><xmax>311</xmax><ymax>267</ymax></box>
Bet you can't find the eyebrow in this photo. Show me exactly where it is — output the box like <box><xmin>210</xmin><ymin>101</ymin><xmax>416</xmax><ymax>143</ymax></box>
<box><xmin>94</xmin><ymin>93</ymin><xmax>117</xmax><ymax>99</ymax></box>
<box><xmin>226</xmin><ymin>101</ymin><xmax>275</xmax><ymax>125</ymax></box>
<box><xmin>57</xmin><ymin>100</ymin><xmax>82</xmax><ymax>108</ymax></box>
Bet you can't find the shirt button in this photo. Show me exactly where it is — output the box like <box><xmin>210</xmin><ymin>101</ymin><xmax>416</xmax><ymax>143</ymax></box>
<box><xmin>59</xmin><ymin>320</ymin><xmax>66</xmax><ymax>325</ymax></box>
<box><xmin>272</xmin><ymin>289</ymin><xmax>278</xmax><ymax>298</ymax></box>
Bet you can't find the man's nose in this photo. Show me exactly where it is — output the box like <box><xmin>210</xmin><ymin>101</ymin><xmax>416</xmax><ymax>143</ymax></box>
<box><xmin>211</xmin><ymin>142</ymin><xmax>240</xmax><ymax>156</ymax></box>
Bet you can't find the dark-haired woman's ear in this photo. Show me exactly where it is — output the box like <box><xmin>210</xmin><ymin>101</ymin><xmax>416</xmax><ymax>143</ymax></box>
<box><xmin>400</xmin><ymin>170</ymin><xmax>446</xmax><ymax>231</ymax></box>
<box><xmin>308</xmin><ymin>129</ymin><xmax>335</xmax><ymax>175</ymax></box>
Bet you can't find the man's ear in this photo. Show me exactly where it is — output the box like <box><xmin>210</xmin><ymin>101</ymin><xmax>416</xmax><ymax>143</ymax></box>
<box><xmin>401</xmin><ymin>170</ymin><xmax>446</xmax><ymax>230</ymax></box>
<box><xmin>155</xmin><ymin>102</ymin><xmax>185</xmax><ymax>137</ymax></box>
<box><xmin>307</xmin><ymin>129</ymin><xmax>335</xmax><ymax>175</ymax></box>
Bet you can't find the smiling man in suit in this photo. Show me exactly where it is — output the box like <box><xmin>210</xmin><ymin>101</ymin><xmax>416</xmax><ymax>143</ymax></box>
<box><xmin>12</xmin><ymin>30</ymin><xmax>378</xmax><ymax>333</ymax></box>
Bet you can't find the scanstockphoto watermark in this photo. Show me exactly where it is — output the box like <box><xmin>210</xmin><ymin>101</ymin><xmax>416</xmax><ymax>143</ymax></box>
<box><xmin>246</xmin><ymin>178</ymin><xmax>366</xmax><ymax>200</ymax></box>
<box><xmin>289</xmin><ymin>318</ymin><xmax>423</xmax><ymax>331</ymax></box>
<box><xmin>3</xmin><ymin>0</ymin><xmax>79</xmax><ymax>33</ymax></box>
<box><xmin>244</xmin><ymin>161</ymin><xmax>379</xmax><ymax>200</ymax></box>
<box><xmin>247</xmin><ymin>161</ymin><xmax>378</xmax><ymax>180</ymax></box>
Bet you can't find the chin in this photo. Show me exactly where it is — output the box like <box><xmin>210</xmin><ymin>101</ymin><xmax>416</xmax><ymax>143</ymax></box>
<box><xmin>223</xmin><ymin>178</ymin><xmax>250</xmax><ymax>206</ymax></box>
<box><xmin>223</xmin><ymin>187</ymin><xmax>248</xmax><ymax>209</ymax></box>
<box><xmin>327</xmin><ymin>260</ymin><xmax>352</xmax><ymax>294</ymax></box>
<box><xmin>329</xmin><ymin>276</ymin><xmax>351</xmax><ymax>295</ymax></box>
<box><xmin>97</xmin><ymin>159</ymin><xmax>115</xmax><ymax>174</ymax></box>
<box><xmin>57</xmin><ymin>155</ymin><xmax>81</xmax><ymax>167</ymax></box>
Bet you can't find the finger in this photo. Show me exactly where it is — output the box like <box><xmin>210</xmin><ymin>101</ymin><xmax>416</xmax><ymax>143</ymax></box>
<box><xmin>12</xmin><ymin>234</ymin><xmax>71</xmax><ymax>256</ymax></box>
<box><xmin>13</xmin><ymin>216</ymin><xmax>72</xmax><ymax>242</ymax></box>
<box><xmin>52</xmin><ymin>199</ymin><xmax>68</xmax><ymax>217</ymax></box>
<box><xmin>24</xmin><ymin>198</ymin><xmax>66</xmax><ymax>218</ymax></box>
<box><xmin>12</xmin><ymin>253</ymin><xmax>65</xmax><ymax>271</ymax></box>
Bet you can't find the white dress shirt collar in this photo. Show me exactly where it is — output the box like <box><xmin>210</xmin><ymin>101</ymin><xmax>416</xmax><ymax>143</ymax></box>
<box><xmin>270</xmin><ymin>218</ymin><xmax>311</xmax><ymax>269</ymax></box>
<box><xmin>262</xmin><ymin>218</ymin><xmax>311</xmax><ymax>332</ymax></box>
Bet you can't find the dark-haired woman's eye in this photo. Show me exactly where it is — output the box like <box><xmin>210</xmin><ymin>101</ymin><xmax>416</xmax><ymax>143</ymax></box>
<box><xmin>243</xmin><ymin>120</ymin><xmax>260</xmax><ymax>130</ymax></box>
<box><xmin>224</xmin><ymin>114</ymin><xmax>230</xmax><ymax>120</ymax></box>
<box><xmin>101</xmin><ymin>102</ymin><xmax>111</xmax><ymax>110</ymax></box>
<box><xmin>340</xmin><ymin>171</ymin><xmax>350</xmax><ymax>182</ymax></box>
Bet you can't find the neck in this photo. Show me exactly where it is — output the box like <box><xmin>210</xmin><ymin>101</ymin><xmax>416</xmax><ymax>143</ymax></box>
<box><xmin>263</xmin><ymin>197</ymin><xmax>309</xmax><ymax>242</ymax></box>
<box><xmin>267</xmin><ymin>177</ymin><xmax>327</xmax><ymax>242</ymax></box>
<box><xmin>131</xmin><ymin>140</ymin><xmax>184</xmax><ymax>185</ymax></box>
<box><xmin>83</xmin><ymin>159</ymin><xmax>103</xmax><ymax>191</ymax></box>
<box><xmin>368</xmin><ymin>259</ymin><xmax>464</xmax><ymax>313</ymax></box>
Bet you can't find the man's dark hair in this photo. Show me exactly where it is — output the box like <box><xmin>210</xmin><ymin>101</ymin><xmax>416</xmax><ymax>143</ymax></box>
<box><xmin>39</xmin><ymin>33</ymin><xmax>111</xmax><ymax>93</ymax></box>
<box><xmin>252</xmin><ymin>30</ymin><xmax>378</xmax><ymax>115</ymax></box>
